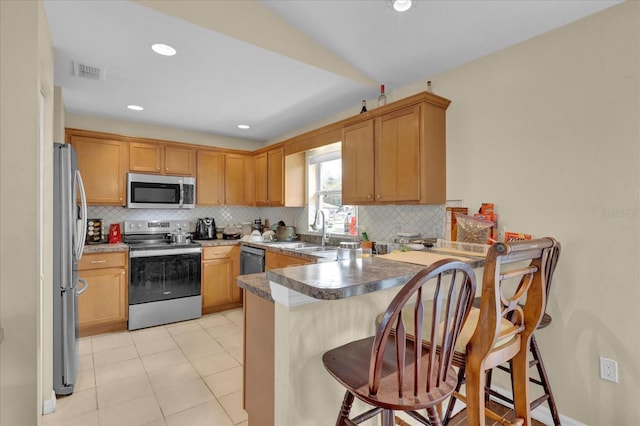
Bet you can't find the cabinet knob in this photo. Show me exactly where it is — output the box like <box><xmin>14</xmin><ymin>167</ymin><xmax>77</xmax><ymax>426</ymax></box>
<box><xmin>367</xmin><ymin>194</ymin><xmax>372</xmax><ymax>200</ymax></box>
<box><xmin>376</xmin><ymin>194</ymin><xmax>381</xmax><ymax>200</ymax></box>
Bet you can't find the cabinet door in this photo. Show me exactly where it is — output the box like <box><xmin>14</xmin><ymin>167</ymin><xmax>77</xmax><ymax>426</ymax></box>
<box><xmin>78</xmin><ymin>267</ymin><xmax>127</xmax><ymax>328</ymax></box>
<box><xmin>342</xmin><ymin>120</ymin><xmax>375</xmax><ymax>204</ymax></box>
<box><xmin>374</xmin><ymin>105</ymin><xmax>421</xmax><ymax>203</ymax></box>
<box><xmin>196</xmin><ymin>151</ymin><xmax>225</xmax><ymax>205</ymax></box>
<box><xmin>165</xmin><ymin>145</ymin><xmax>196</xmax><ymax>176</ymax></box>
<box><xmin>254</xmin><ymin>152</ymin><xmax>268</xmax><ymax>206</ymax></box>
<box><xmin>267</xmin><ymin>148</ymin><xmax>284</xmax><ymax>207</ymax></box>
<box><xmin>202</xmin><ymin>258</ymin><xmax>234</xmax><ymax>308</ymax></box>
<box><xmin>130</xmin><ymin>142</ymin><xmax>161</xmax><ymax>173</ymax></box>
<box><xmin>226</xmin><ymin>154</ymin><xmax>251</xmax><ymax>205</ymax></box>
<box><xmin>70</xmin><ymin>136</ymin><xmax>128</xmax><ymax>205</ymax></box>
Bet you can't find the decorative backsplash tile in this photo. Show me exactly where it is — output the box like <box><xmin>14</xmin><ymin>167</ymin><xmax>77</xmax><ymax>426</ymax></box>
<box><xmin>87</xmin><ymin>204</ymin><xmax>444</xmax><ymax>242</ymax></box>
<box><xmin>87</xmin><ymin>205</ymin><xmax>304</xmax><ymax>236</ymax></box>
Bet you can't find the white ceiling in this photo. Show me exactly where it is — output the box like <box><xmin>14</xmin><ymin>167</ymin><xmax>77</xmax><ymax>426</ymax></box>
<box><xmin>44</xmin><ymin>0</ymin><xmax>620</xmax><ymax>143</ymax></box>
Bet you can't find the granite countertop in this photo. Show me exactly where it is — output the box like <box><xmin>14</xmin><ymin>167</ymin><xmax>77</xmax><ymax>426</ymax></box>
<box><xmin>83</xmin><ymin>243</ymin><xmax>129</xmax><ymax>254</ymax></box>
<box><xmin>237</xmin><ymin>273</ymin><xmax>273</xmax><ymax>302</ymax></box>
<box><xmin>195</xmin><ymin>239</ymin><xmax>241</xmax><ymax>247</ymax></box>
<box><xmin>266</xmin><ymin>251</ymin><xmax>485</xmax><ymax>301</ymax></box>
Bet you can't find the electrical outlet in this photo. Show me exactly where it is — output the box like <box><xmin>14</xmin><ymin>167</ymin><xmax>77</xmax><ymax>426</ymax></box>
<box><xmin>600</xmin><ymin>357</ymin><xmax>619</xmax><ymax>383</ymax></box>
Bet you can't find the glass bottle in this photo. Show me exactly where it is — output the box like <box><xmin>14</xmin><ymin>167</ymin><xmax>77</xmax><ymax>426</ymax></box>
<box><xmin>360</xmin><ymin>100</ymin><xmax>367</xmax><ymax>114</ymax></box>
<box><xmin>426</xmin><ymin>81</ymin><xmax>433</xmax><ymax>93</ymax></box>
<box><xmin>377</xmin><ymin>84</ymin><xmax>387</xmax><ymax>107</ymax></box>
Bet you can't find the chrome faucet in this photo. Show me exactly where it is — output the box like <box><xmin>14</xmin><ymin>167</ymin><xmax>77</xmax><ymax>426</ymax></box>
<box><xmin>313</xmin><ymin>210</ymin><xmax>329</xmax><ymax>246</ymax></box>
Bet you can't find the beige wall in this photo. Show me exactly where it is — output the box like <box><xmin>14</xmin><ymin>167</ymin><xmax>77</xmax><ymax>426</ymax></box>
<box><xmin>432</xmin><ymin>4</ymin><xmax>639</xmax><ymax>423</ymax></box>
<box><xmin>65</xmin><ymin>112</ymin><xmax>263</xmax><ymax>151</ymax></box>
<box><xmin>0</xmin><ymin>1</ymin><xmax>55</xmax><ymax>424</ymax></box>
<box><xmin>275</xmin><ymin>2</ymin><xmax>640</xmax><ymax>423</ymax></box>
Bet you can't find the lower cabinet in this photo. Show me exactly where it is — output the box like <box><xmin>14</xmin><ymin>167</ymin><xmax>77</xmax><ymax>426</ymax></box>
<box><xmin>202</xmin><ymin>245</ymin><xmax>242</xmax><ymax>315</ymax></box>
<box><xmin>265</xmin><ymin>251</ymin><xmax>313</xmax><ymax>270</ymax></box>
<box><xmin>77</xmin><ymin>252</ymin><xmax>128</xmax><ymax>337</ymax></box>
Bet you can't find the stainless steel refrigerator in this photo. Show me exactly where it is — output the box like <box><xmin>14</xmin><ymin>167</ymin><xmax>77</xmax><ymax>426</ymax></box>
<box><xmin>53</xmin><ymin>143</ymin><xmax>87</xmax><ymax>395</ymax></box>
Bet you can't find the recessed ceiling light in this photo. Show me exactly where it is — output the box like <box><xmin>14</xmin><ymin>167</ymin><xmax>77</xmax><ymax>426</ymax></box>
<box><xmin>127</xmin><ymin>105</ymin><xmax>144</xmax><ymax>111</ymax></box>
<box><xmin>237</xmin><ymin>124</ymin><xmax>250</xmax><ymax>130</ymax></box>
<box><xmin>151</xmin><ymin>43</ymin><xmax>176</xmax><ymax>56</ymax></box>
<box><xmin>393</xmin><ymin>0</ymin><xmax>412</xmax><ymax>12</ymax></box>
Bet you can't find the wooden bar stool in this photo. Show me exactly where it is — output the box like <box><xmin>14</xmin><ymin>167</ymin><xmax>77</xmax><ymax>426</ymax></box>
<box><xmin>443</xmin><ymin>237</ymin><xmax>560</xmax><ymax>426</ymax></box>
<box><xmin>481</xmin><ymin>242</ymin><xmax>562</xmax><ymax>425</ymax></box>
<box><xmin>373</xmin><ymin>238</ymin><xmax>559</xmax><ymax>425</ymax></box>
<box><xmin>322</xmin><ymin>259</ymin><xmax>477</xmax><ymax>426</ymax></box>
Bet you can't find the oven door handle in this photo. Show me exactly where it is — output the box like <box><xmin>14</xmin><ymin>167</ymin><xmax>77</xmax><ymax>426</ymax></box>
<box><xmin>130</xmin><ymin>247</ymin><xmax>202</xmax><ymax>258</ymax></box>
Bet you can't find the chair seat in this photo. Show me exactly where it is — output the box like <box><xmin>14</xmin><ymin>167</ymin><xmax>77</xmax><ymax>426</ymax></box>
<box><xmin>323</xmin><ymin>335</ymin><xmax>459</xmax><ymax>411</ymax></box>
<box><xmin>376</xmin><ymin>306</ymin><xmax>515</xmax><ymax>360</ymax></box>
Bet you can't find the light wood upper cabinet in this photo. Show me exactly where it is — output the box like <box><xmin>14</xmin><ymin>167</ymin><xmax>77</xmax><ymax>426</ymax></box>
<box><xmin>129</xmin><ymin>142</ymin><xmax>161</xmax><ymax>173</ymax></box>
<box><xmin>164</xmin><ymin>145</ymin><xmax>196</xmax><ymax>176</ymax></box>
<box><xmin>130</xmin><ymin>142</ymin><xmax>195</xmax><ymax>176</ymax></box>
<box><xmin>342</xmin><ymin>101</ymin><xmax>446</xmax><ymax>205</ymax></box>
<box><xmin>255</xmin><ymin>147</ymin><xmax>284</xmax><ymax>207</ymax></box>
<box><xmin>196</xmin><ymin>150</ymin><xmax>225</xmax><ymax>205</ymax></box>
<box><xmin>342</xmin><ymin>120</ymin><xmax>376</xmax><ymax>204</ymax></box>
<box><xmin>69</xmin><ymin>135</ymin><xmax>129</xmax><ymax>205</ymax></box>
<box><xmin>374</xmin><ymin>105</ymin><xmax>421</xmax><ymax>203</ymax></box>
<box><xmin>225</xmin><ymin>153</ymin><xmax>254</xmax><ymax>206</ymax></box>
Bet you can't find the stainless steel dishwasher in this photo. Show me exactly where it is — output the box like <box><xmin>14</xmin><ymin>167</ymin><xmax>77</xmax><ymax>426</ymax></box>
<box><xmin>240</xmin><ymin>245</ymin><xmax>265</xmax><ymax>274</ymax></box>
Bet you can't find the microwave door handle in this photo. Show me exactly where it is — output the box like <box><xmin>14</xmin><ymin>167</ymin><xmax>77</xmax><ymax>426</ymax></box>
<box><xmin>179</xmin><ymin>184</ymin><xmax>184</xmax><ymax>208</ymax></box>
<box><xmin>75</xmin><ymin>170</ymin><xmax>88</xmax><ymax>260</ymax></box>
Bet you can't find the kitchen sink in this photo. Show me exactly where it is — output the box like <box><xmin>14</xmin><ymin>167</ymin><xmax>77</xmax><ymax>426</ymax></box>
<box><xmin>266</xmin><ymin>241</ymin><xmax>318</xmax><ymax>249</ymax></box>
<box><xmin>293</xmin><ymin>246</ymin><xmax>336</xmax><ymax>252</ymax></box>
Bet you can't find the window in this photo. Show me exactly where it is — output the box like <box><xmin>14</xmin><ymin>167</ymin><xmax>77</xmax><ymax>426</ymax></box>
<box><xmin>307</xmin><ymin>143</ymin><xmax>357</xmax><ymax>235</ymax></box>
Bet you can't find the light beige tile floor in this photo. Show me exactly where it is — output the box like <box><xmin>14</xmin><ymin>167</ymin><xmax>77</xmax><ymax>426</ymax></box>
<box><xmin>43</xmin><ymin>309</ymin><xmax>248</xmax><ymax>426</ymax></box>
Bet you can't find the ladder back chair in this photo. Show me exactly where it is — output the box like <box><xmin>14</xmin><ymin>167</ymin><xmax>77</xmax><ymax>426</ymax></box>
<box><xmin>449</xmin><ymin>237</ymin><xmax>560</xmax><ymax>426</ymax></box>
<box><xmin>322</xmin><ymin>259</ymin><xmax>477</xmax><ymax>426</ymax></box>
<box><xmin>481</xmin><ymin>240</ymin><xmax>562</xmax><ymax>425</ymax></box>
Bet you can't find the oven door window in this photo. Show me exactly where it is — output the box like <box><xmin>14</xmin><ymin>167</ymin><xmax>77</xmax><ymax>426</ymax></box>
<box><xmin>129</xmin><ymin>253</ymin><xmax>201</xmax><ymax>305</ymax></box>
<box><xmin>130</xmin><ymin>182</ymin><xmax>181</xmax><ymax>205</ymax></box>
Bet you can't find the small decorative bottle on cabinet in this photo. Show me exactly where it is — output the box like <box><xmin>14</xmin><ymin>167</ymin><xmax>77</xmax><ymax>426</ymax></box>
<box><xmin>377</xmin><ymin>84</ymin><xmax>387</xmax><ymax>106</ymax></box>
<box><xmin>426</xmin><ymin>81</ymin><xmax>433</xmax><ymax>93</ymax></box>
<box><xmin>360</xmin><ymin>100</ymin><xmax>367</xmax><ymax>114</ymax></box>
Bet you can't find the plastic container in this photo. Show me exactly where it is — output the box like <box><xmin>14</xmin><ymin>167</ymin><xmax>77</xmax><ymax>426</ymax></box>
<box><xmin>337</xmin><ymin>241</ymin><xmax>362</xmax><ymax>261</ymax></box>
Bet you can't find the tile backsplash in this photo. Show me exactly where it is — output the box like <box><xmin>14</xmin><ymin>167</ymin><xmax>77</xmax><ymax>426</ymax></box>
<box><xmin>88</xmin><ymin>204</ymin><xmax>444</xmax><ymax>242</ymax></box>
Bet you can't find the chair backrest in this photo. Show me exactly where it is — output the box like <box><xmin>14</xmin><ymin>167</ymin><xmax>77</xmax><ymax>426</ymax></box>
<box><xmin>467</xmin><ymin>237</ymin><xmax>560</xmax><ymax>368</ymax></box>
<box><xmin>370</xmin><ymin>259</ymin><xmax>476</xmax><ymax>398</ymax></box>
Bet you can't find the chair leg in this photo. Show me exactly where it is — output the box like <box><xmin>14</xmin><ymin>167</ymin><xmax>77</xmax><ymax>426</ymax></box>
<box><xmin>336</xmin><ymin>390</ymin><xmax>355</xmax><ymax>426</ymax></box>
<box><xmin>530</xmin><ymin>335</ymin><xmax>561</xmax><ymax>426</ymax></box>
<box><xmin>464</xmin><ymin>363</ymin><xmax>487</xmax><ymax>426</ymax></box>
<box><xmin>382</xmin><ymin>409</ymin><xmax>395</xmax><ymax>426</ymax></box>
<box><xmin>426</xmin><ymin>407</ymin><xmax>443</xmax><ymax>426</ymax></box>
<box><xmin>511</xmin><ymin>346</ymin><xmax>532</xmax><ymax>425</ymax></box>
<box><xmin>443</xmin><ymin>366</ymin><xmax>466</xmax><ymax>424</ymax></box>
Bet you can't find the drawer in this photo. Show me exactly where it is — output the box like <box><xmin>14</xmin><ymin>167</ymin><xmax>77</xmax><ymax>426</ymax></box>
<box><xmin>203</xmin><ymin>245</ymin><xmax>237</xmax><ymax>260</ymax></box>
<box><xmin>78</xmin><ymin>252</ymin><xmax>127</xmax><ymax>270</ymax></box>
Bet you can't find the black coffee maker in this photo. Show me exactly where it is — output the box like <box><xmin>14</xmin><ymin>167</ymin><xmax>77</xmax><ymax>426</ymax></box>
<box><xmin>196</xmin><ymin>218</ymin><xmax>216</xmax><ymax>240</ymax></box>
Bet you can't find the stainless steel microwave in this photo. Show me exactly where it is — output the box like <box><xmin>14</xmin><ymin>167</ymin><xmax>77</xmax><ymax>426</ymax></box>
<box><xmin>126</xmin><ymin>173</ymin><xmax>196</xmax><ymax>209</ymax></box>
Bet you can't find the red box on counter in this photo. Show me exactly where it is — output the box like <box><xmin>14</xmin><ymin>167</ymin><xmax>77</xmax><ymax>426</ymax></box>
<box><xmin>504</xmin><ymin>231</ymin><xmax>532</xmax><ymax>241</ymax></box>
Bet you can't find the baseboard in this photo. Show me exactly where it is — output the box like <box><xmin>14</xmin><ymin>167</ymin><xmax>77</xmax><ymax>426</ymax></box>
<box><xmin>42</xmin><ymin>390</ymin><xmax>56</xmax><ymax>415</ymax></box>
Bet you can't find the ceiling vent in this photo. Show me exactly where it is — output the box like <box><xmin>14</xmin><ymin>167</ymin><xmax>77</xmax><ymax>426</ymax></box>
<box><xmin>72</xmin><ymin>61</ymin><xmax>105</xmax><ymax>80</ymax></box>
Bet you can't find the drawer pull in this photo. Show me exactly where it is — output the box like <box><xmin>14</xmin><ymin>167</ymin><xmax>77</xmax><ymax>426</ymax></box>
<box><xmin>90</xmin><ymin>260</ymin><xmax>107</xmax><ymax>264</ymax></box>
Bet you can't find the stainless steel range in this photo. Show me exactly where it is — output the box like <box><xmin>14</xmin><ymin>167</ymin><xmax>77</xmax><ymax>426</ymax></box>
<box><xmin>124</xmin><ymin>220</ymin><xmax>201</xmax><ymax>330</ymax></box>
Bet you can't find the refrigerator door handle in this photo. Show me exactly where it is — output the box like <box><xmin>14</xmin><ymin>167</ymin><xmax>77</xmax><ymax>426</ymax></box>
<box><xmin>76</xmin><ymin>277</ymin><xmax>89</xmax><ymax>296</ymax></box>
<box><xmin>75</xmin><ymin>170</ymin><xmax>88</xmax><ymax>260</ymax></box>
